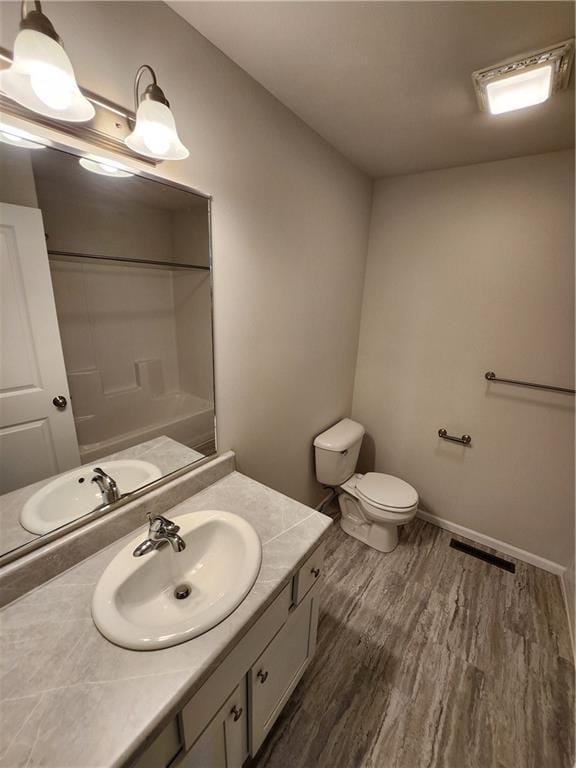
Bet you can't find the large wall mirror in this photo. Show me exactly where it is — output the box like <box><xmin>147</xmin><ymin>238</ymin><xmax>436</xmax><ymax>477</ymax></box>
<box><xmin>0</xmin><ymin>138</ymin><xmax>215</xmax><ymax>563</ymax></box>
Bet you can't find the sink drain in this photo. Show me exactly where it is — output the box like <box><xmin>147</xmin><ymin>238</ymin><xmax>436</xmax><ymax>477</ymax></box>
<box><xmin>174</xmin><ymin>584</ymin><xmax>191</xmax><ymax>600</ymax></box>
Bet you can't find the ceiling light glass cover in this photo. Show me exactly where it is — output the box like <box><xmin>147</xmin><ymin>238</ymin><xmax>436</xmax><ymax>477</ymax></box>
<box><xmin>0</xmin><ymin>121</ymin><xmax>46</xmax><ymax>149</ymax></box>
<box><xmin>0</xmin><ymin>1</ymin><xmax>94</xmax><ymax>122</ymax></box>
<box><xmin>472</xmin><ymin>39</ymin><xmax>574</xmax><ymax>115</ymax></box>
<box><xmin>79</xmin><ymin>155</ymin><xmax>134</xmax><ymax>177</ymax></box>
<box><xmin>486</xmin><ymin>65</ymin><xmax>553</xmax><ymax>115</ymax></box>
<box><xmin>125</xmin><ymin>65</ymin><xmax>189</xmax><ymax>161</ymax></box>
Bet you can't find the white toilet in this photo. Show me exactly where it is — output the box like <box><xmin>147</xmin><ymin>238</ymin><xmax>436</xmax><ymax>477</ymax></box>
<box><xmin>314</xmin><ymin>418</ymin><xmax>419</xmax><ymax>552</ymax></box>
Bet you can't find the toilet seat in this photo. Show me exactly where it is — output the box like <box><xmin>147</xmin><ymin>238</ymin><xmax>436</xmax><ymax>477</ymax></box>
<box><xmin>356</xmin><ymin>473</ymin><xmax>418</xmax><ymax>514</ymax></box>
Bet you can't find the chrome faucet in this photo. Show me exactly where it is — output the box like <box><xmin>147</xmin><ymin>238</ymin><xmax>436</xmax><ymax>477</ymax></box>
<box><xmin>91</xmin><ymin>467</ymin><xmax>120</xmax><ymax>506</ymax></box>
<box><xmin>133</xmin><ymin>514</ymin><xmax>186</xmax><ymax>557</ymax></box>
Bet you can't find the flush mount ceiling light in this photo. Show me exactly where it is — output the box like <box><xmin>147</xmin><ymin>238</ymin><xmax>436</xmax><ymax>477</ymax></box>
<box><xmin>472</xmin><ymin>39</ymin><xmax>574</xmax><ymax>115</ymax></box>
<box><xmin>125</xmin><ymin>64</ymin><xmax>189</xmax><ymax>161</ymax></box>
<box><xmin>79</xmin><ymin>154</ymin><xmax>134</xmax><ymax>178</ymax></box>
<box><xmin>0</xmin><ymin>1</ymin><xmax>94</xmax><ymax>122</ymax></box>
<box><xmin>0</xmin><ymin>121</ymin><xmax>46</xmax><ymax>148</ymax></box>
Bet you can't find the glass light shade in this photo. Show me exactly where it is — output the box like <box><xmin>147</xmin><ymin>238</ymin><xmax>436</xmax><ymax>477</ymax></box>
<box><xmin>79</xmin><ymin>155</ymin><xmax>134</xmax><ymax>178</ymax></box>
<box><xmin>0</xmin><ymin>29</ymin><xmax>94</xmax><ymax>122</ymax></box>
<box><xmin>0</xmin><ymin>122</ymin><xmax>46</xmax><ymax>149</ymax></box>
<box><xmin>486</xmin><ymin>64</ymin><xmax>553</xmax><ymax>115</ymax></box>
<box><xmin>125</xmin><ymin>99</ymin><xmax>189</xmax><ymax>160</ymax></box>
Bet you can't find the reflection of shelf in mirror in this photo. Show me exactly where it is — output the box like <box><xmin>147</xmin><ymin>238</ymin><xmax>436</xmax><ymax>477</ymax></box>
<box><xmin>47</xmin><ymin>250</ymin><xmax>210</xmax><ymax>272</ymax></box>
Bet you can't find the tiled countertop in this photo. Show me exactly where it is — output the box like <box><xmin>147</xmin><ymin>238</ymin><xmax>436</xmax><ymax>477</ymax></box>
<box><xmin>0</xmin><ymin>471</ymin><xmax>332</xmax><ymax>768</ymax></box>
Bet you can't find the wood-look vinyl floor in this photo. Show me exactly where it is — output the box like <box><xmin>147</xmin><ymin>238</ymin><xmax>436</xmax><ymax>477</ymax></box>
<box><xmin>253</xmin><ymin>515</ymin><xmax>574</xmax><ymax>768</ymax></box>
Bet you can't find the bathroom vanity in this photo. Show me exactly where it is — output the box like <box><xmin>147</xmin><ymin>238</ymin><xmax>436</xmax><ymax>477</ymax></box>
<box><xmin>135</xmin><ymin>535</ymin><xmax>326</xmax><ymax>768</ymax></box>
<box><xmin>0</xmin><ymin>460</ymin><xmax>331</xmax><ymax>767</ymax></box>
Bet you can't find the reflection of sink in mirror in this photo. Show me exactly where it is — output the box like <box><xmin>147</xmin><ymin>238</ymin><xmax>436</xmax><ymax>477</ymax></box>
<box><xmin>92</xmin><ymin>510</ymin><xmax>262</xmax><ymax>650</ymax></box>
<box><xmin>20</xmin><ymin>460</ymin><xmax>162</xmax><ymax>535</ymax></box>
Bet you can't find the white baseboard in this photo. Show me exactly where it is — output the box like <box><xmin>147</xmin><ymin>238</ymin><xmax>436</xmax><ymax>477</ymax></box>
<box><xmin>416</xmin><ymin>509</ymin><xmax>566</xmax><ymax>577</ymax></box>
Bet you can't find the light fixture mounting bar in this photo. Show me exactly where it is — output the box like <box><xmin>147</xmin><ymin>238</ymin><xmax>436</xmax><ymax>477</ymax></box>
<box><xmin>472</xmin><ymin>39</ymin><xmax>574</xmax><ymax>112</ymax></box>
<box><xmin>0</xmin><ymin>46</ymin><xmax>158</xmax><ymax>165</ymax></box>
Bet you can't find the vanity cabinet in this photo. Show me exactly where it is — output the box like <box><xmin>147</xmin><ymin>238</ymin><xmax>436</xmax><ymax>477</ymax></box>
<box><xmin>133</xmin><ymin>542</ymin><xmax>325</xmax><ymax>768</ymax></box>
<box><xmin>250</xmin><ymin>583</ymin><xmax>319</xmax><ymax>752</ymax></box>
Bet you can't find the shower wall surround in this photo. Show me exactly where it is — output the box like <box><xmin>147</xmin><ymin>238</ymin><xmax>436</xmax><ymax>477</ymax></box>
<box><xmin>41</xmin><ymin>174</ymin><xmax>213</xmax><ymax>455</ymax></box>
<box><xmin>52</xmin><ymin>263</ymin><xmax>214</xmax><ymax>461</ymax></box>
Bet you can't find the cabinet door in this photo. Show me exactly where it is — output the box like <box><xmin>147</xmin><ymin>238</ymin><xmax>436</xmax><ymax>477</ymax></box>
<box><xmin>177</xmin><ymin>680</ymin><xmax>247</xmax><ymax>768</ymax></box>
<box><xmin>250</xmin><ymin>587</ymin><xmax>319</xmax><ymax>754</ymax></box>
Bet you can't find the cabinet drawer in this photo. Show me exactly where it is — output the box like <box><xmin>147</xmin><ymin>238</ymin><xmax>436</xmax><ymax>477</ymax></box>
<box><xmin>293</xmin><ymin>542</ymin><xmax>325</xmax><ymax>604</ymax></box>
<box><xmin>175</xmin><ymin>680</ymin><xmax>247</xmax><ymax>768</ymax></box>
<box><xmin>250</xmin><ymin>588</ymin><xmax>316</xmax><ymax>753</ymax></box>
<box><xmin>181</xmin><ymin>581</ymin><xmax>292</xmax><ymax>748</ymax></box>
<box><xmin>131</xmin><ymin>717</ymin><xmax>182</xmax><ymax>768</ymax></box>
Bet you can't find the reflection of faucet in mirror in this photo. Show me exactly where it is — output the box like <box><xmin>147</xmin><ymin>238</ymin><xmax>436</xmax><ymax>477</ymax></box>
<box><xmin>133</xmin><ymin>514</ymin><xmax>187</xmax><ymax>557</ymax></box>
<box><xmin>91</xmin><ymin>467</ymin><xmax>121</xmax><ymax>507</ymax></box>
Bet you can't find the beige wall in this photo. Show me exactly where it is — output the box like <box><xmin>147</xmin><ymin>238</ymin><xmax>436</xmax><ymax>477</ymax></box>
<box><xmin>0</xmin><ymin>1</ymin><xmax>371</xmax><ymax>504</ymax></box>
<box><xmin>353</xmin><ymin>151</ymin><xmax>574</xmax><ymax>567</ymax></box>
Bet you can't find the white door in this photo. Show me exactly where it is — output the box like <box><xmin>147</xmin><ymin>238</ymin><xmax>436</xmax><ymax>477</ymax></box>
<box><xmin>0</xmin><ymin>203</ymin><xmax>80</xmax><ymax>494</ymax></box>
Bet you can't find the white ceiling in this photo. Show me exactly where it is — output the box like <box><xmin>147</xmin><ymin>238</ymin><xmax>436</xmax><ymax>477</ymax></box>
<box><xmin>169</xmin><ymin>1</ymin><xmax>575</xmax><ymax>178</ymax></box>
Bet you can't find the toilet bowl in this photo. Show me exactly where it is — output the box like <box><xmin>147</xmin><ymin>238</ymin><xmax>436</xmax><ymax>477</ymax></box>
<box><xmin>313</xmin><ymin>418</ymin><xmax>419</xmax><ymax>553</ymax></box>
<box><xmin>339</xmin><ymin>473</ymin><xmax>418</xmax><ymax>552</ymax></box>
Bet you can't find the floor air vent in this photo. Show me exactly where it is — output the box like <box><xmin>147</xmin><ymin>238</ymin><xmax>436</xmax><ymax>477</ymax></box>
<box><xmin>449</xmin><ymin>539</ymin><xmax>515</xmax><ymax>573</ymax></box>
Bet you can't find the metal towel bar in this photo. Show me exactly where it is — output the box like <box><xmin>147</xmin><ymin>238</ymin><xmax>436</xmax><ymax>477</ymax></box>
<box><xmin>438</xmin><ymin>429</ymin><xmax>471</xmax><ymax>446</ymax></box>
<box><xmin>485</xmin><ymin>371</ymin><xmax>575</xmax><ymax>395</ymax></box>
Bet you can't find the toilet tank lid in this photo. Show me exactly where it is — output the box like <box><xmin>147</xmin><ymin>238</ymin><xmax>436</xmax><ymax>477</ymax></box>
<box><xmin>313</xmin><ymin>419</ymin><xmax>365</xmax><ymax>452</ymax></box>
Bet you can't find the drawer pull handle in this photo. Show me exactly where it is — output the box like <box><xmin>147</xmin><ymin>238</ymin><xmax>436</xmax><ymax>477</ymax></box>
<box><xmin>257</xmin><ymin>669</ymin><xmax>268</xmax><ymax>684</ymax></box>
<box><xmin>230</xmin><ymin>705</ymin><xmax>243</xmax><ymax>721</ymax></box>
<box><xmin>311</xmin><ymin>567</ymin><xmax>320</xmax><ymax>578</ymax></box>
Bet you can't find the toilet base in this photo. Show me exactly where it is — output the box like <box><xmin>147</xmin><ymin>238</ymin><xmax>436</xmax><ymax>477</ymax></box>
<box><xmin>338</xmin><ymin>494</ymin><xmax>399</xmax><ymax>553</ymax></box>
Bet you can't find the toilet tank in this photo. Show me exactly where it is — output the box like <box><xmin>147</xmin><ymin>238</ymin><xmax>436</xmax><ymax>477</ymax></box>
<box><xmin>314</xmin><ymin>418</ymin><xmax>365</xmax><ymax>486</ymax></box>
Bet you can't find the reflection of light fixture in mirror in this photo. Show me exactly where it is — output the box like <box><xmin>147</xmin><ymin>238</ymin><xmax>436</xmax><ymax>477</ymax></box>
<box><xmin>0</xmin><ymin>121</ymin><xmax>46</xmax><ymax>148</ymax></box>
<box><xmin>472</xmin><ymin>39</ymin><xmax>574</xmax><ymax>115</ymax></box>
<box><xmin>79</xmin><ymin>155</ymin><xmax>134</xmax><ymax>178</ymax></box>
<box><xmin>0</xmin><ymin>1</ymin><xmax>94</xmax><ymax>122</ymax></box>
<box><xmin>125</xmin><ymin>65</ymin><xmax>189</xmax><ymax>161</ymax></box>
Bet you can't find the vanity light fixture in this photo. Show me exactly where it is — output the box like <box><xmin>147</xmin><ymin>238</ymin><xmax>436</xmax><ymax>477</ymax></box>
<box><xmin>472</xmin><ymin>39</ymin><xmax>574</xmax><ymax>115</ymax></box>
<box><xmin>0</xmin><ymin>121</ymin><xmax>46</xmax><ymax>148</ymax></box>
<box><xmin>0</xmin><ymin>1</ymin><xmax>94</xmax><ymax>122</ymax></box>
<box><xmin>79</xmin><ymin>154</ymin><xmax>134</xmax><ymax>178</ymax></box>
<box><xmin>125</xmin><ymin>65</ymin><xmax>189</xmax><ymax>161</ymax></box>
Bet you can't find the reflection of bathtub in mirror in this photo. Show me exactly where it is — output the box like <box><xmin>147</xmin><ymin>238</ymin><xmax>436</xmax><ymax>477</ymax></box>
<box><xmin>70</xmin><ymin>372</ymin><xmax>215</xmax><ymax>463</ymax></box>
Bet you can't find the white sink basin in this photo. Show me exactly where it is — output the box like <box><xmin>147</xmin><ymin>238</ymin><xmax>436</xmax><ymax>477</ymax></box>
<box><xmin>20</xmin><ymin>460</ymin><xmax>162</xmax><ymax>535</ymax></box>
<box><xmin>92</xmin><ymin>510</ymin><xmax>262</xmax><ymax>650</ymax></box>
